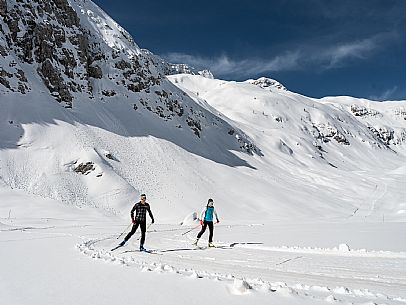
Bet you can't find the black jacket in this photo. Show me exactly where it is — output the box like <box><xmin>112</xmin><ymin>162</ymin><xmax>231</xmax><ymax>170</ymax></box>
<box><xmin>131</xmin><ymin>201</ymin><xmax>154</xmax><ymax>223</ymax></box>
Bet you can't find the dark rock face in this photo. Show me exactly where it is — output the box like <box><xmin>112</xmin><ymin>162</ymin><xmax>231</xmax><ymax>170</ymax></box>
<box><xmin>87</xmin><ymin>65</ymin><xmax>103</xmax><ymax>79</ymax></box>
<box><xmin>38</xmin><ymin>59</ymin><xmax>73</xmax><ymax>107</ymax></box>
<box><xmin>0</xmin><ymin>0</ymin><xmax>7</xmax><ymax>17</ymax></box>
<box><xmin>0</xmin><ymin>0</ymin><xmax>159</xmax><ymax>107</ymax></box>
<box><xmin>74</xmin><ymin>162</ymin><xmax>95</xmax><ymax>175</ymax></box>
<box><xmin>0</xmin><ymin>45</ymin><xmax>7</xmax><ymax>56</ymax></box>
<box><xmin>186</xmin><ymin>116</ymin><xmax>202</xmax><ymax>137</ymax></box>
<box><xmin>0</xmin><ymin>0</ymin><xmax>88</xmax><ymax>103</ymax></box>
<box><xmin>102</xmin><ymin>90</ymin><xmax>116</xmax><ymax>97</ymax></box>
<box><xmin>0</xmin><ymin>0</ymin><xmax>161</xmax><ymax>107</ymax></box>
<box><xmin>312</xmin><ymin>124</ymin><xmax>350</xmax><ymax>146</ymax></box>
<box><xmin>367</xmin><ymin>126</ymin><xmax>394</xmax><ymax>147</ymax></box>
<box><xmin>350</xmin><ymin>105</ymin><xmax>381</xmax><ymax>117</ymax></box>
<box><xmin>249</xmin><ymin>77</ymin><xmax>287</xmax><ymax>91</ymax></box>
<box><xmin>0</xmin><ymin>69</ymin><xmax>11</xmax><ymax>88</ymax></box>
<box><xmin>51</xmin><ymin>0</ymin><xmax>80</xmax><ymax>27</ymax></box>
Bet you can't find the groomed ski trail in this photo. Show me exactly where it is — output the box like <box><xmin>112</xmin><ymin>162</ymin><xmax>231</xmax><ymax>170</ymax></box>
<box><xmin>78</xmin><ymin>223</ymin><xmax>406</xmax><ymax>305</ymax></box>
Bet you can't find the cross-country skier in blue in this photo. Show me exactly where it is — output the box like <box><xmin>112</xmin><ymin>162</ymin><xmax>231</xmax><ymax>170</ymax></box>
<box><xmin>193</xmin><ymin>198</ymin><xmax>220</xmax><ymax>247</ymax></box>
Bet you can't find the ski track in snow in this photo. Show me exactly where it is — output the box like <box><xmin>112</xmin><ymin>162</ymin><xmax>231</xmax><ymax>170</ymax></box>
<box><xmin>231</xmin><ymin>243</ymin><xmax>406</xmax><ymax>259</ymax></box>
<box><xmin>2</xmin><ymin>209</ymin><xmax>406</xmax><ymax>304</ymax></box>
<box><xmin>75</xmin><ymin>225</ymin><xmax>406</xmax><ymax>305</ymax></box>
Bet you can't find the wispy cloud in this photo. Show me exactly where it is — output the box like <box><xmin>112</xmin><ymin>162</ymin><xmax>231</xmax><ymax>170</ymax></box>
<box><xmin>323</xmin><ymin>40</ymin><xmax>376</xmax><ymax>67</ymax></box>
<box><xmin>162</xmin><ymin>33</ymin><xmax>393</xmax><ymax>79</ymax></box>
<box><xmin>369</xmin><ymin>86</ymin><xmax>398</xmax><ymax>101</ymax></box>
<box><xmin>318</xmin><ymin>35</ymin><xmax>387</xmax><ymax>69</ymax></box>
<box><xmin>164</xmin><ymin>51</ymin><xmax>301</xmax><ymax>77</ymax></box>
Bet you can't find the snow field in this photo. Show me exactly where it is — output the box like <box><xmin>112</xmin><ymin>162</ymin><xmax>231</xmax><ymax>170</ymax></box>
<box><xmin>74</xmin><ymin>220</ymin><xmax>406</xmax><ymax>305</ymax></box>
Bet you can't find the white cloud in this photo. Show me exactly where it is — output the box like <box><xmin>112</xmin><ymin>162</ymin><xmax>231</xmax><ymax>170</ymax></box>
<box><xmin>369</xmin><ymin>86</ymin><xmax>398</xmax><ymax>101</ymax></box>
<box><xmin>164</xmin><ymin>51</ymin><xmax>301</xmax><ymax>77</ymax></box>
<box><xmin>319</xmin><ymin>37</ymin><xmax>379</xmax><ymax>69</ymax></box>
<box><xmin>162</xmin><ymin>33</ymin><xmax>392</xmax><ymax>78</ymax></box>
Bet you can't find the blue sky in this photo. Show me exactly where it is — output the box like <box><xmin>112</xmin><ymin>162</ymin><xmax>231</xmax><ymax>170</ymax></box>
<box><xmin>93</xmin><ymin>0</ymin><xmax>406</xmax><ymax>100</ymax></box>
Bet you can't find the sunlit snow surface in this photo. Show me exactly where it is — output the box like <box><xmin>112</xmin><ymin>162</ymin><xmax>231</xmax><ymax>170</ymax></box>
<box><xmin>1</xmin><ymin>187</ymin><xmax>406</xmax><ymax>305</ymax></box>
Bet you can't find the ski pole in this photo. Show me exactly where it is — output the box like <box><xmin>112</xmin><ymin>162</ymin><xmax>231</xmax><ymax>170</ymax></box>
<box><xmin>116</xmin><ymin>223</ymin><xmax>132</xmax><ymax>239</ymax></box>
<box><xmin>137</xmin><ymin>222</ymin><xmax>153</xmax><ymax>240</ymax></box>
<box><xmin>181</xmin><ymin>224</ymin><xmax>201</xmax><ymax>236</ymax></box>
<box><xmin>275</xmin><ymin>255</ymin><xmax>303</xmax><ymax>266</ymax></box>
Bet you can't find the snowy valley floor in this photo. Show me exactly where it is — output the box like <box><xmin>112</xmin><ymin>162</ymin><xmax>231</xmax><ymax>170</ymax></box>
<box><xmin>1</xmin><ymin>187</ymin><xmax>406</xmax><ymax>305</ymax></box>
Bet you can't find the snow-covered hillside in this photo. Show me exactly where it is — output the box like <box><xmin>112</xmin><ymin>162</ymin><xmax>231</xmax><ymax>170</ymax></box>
<box><xmin>168</xmin><ymin>74</ymin><xmax>406</xmax><ymax>221</ymax></box>
<box><xmin>0</xmin><ymin>0</ymin><xmax>258</xmax><ymax>222</ymax></box>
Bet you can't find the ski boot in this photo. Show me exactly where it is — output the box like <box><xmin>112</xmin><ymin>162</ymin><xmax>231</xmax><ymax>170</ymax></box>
<box><xmin>140</xmin><ymin>244</ymin><xmax>146</xmax><ymax>252</ymax></box>
<box><xmin>192</xmin><ymin>238</ymin><xmax>199</xmax><ymax>246</ymax></box>
<box><xmin>208</xmin><ymin>242</ymin><xmax>215</xmax><ymax>248</ymax></box>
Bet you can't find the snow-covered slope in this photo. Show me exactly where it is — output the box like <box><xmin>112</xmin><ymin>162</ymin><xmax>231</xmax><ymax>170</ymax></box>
<box><xmin>0</xmin><ymin>0</ymin><xmax>257</xmax><ymax>222</ymax></box>
<box><xmin>1</xmin><ymin>0</ymin><xmax>406</xmax><ymax>224</ymax></box>
<box><xmin>168</xmin><ymin>74</ymin><xmax>406</xmax><ymax>221</ymax></box>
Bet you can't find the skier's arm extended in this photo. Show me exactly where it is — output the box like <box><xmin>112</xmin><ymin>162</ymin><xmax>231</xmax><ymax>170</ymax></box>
<box><xmin>147</xmin><ymin>204</ymin><xmax>154</xmax><ymax>223</ymax></box>
<box><xmin>200</xmin><ymin>208</ymin><xmax>206</xmax><ymax>221</ymax></box>
<box><xmin>130</xmin><ymin>204</ymin><xmax>136</xmax><ymax>223</ymax></box>
<box><xmin>214</xmin><ymin>209</ymin><xmax>219</xmax><ymax>223</ymax></box>
<box><xmin>198</xmin><ymin>208</ymin><xmax>207</xmax><ymax>225</ymax></box>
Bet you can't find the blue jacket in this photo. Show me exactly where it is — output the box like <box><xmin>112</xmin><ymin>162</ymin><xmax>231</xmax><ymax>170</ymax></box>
<box><xmin>201</xmin><ymin>206</ymin><xmax>219</xmax><ymax>222</ymax></box>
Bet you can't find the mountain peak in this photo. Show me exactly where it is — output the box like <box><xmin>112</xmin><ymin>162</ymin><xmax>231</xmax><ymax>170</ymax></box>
<box><xmin>246</xmin><ymin>77</ymin><xmax>287</xmax><ymax>91</ymax></box>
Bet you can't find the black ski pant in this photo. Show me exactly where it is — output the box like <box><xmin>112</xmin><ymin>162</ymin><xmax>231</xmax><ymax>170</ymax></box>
<box><xmin>124</xmin><ymin>220</ymin><xmax>146</xmax><ymax>245</ymax></box>
<box><xmin>197</xmin><ymin>221</ymin><xmax>214</xmax><ymax>242</ymax></box>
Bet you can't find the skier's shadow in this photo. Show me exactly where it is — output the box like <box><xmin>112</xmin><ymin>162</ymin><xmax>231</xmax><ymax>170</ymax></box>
<box><xmin>229</xmin><ymin>242</ymin><xmax>263</xmax><ymax>247</ymax></box>
<box><xmin>158</xmin><ymin>248</ymin><xmax>207</xmax><ymax>253</ymax></box>
<box><xmin>120</xmin><ymin>248</ymin><xmax>205</xmax><ymax>254</ymax></box>
<box><xmin>119</xmin><ymin>243</ymin><xmax>264</xmax><ymax>254</ymax></box>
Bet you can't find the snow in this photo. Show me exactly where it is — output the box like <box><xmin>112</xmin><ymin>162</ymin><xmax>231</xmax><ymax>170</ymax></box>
<box><xmin>71</xmin><ymin>0</ymin><xmax>142</xmax><ymax>57</ymax></box>
<box><xmin>338</xmin><ymin>243</ymin><xmax>351</xmax><ymax>252</ymax></box>
<box><xmin>1</xmin><ymin>189</ymin><xmax>406</xmax><ymax>304</ymax></box>
<box><xmin>168</xmin><ymin>74</ymin><xmax>406</xmax><ymax>222</ymax></box>
<box><xmin>1</xmin><ymin>0</ymin><xmax>406</xmax><ymax>304</ymax></box>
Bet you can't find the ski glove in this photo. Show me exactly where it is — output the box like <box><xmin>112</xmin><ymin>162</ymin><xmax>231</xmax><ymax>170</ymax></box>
<box><xmin>200</xmin><ymin>220</ymin><xmax>203</xmax><ymax>225</ymax></box>
<box><xmin>151</xmin><ymin>218</ymin><xmax>155</xmax><ymax>224</ymax></box>
<box><xmin>132</xmin><ymin>219</ymin><xmax>135</xmax><ymax>224</ymax></box>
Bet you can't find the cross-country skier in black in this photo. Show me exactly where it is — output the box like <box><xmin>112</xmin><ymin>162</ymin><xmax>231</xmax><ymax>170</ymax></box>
<box><xmin>119</xmin><ymin>194</ymin><xmax>154</xmax><ymax>251</ymax></box>
<box><xmin>193</xmin><ymin>198</ymin><xmax>219</xmax><ymax>247</ymax></box>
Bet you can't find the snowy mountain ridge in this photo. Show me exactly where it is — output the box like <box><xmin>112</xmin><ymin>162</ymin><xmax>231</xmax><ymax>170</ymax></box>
<box><xmin>245</xmin><ymin>76</ymin><xmax>287</xmax><ymax>91</ymax></box>
<box><xmin>142</xmin><ymin>48</ymin><xmax>214</xmax><ymax>79</ymax></box>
